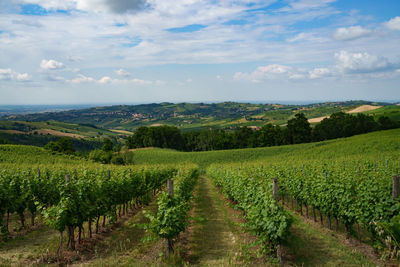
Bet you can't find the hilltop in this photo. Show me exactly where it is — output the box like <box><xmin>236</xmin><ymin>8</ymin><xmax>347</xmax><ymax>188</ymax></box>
<box><xmin>3</xmin><ymin>100</ymin><xmax>398</xmax><ymax>133</ymax></box>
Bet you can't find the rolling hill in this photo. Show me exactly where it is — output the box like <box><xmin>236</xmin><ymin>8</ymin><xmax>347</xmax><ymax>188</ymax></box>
<box><xmin>3</xmin><ymin>100</ymin><xmax>398</xmax><ymax>133</ymax></box>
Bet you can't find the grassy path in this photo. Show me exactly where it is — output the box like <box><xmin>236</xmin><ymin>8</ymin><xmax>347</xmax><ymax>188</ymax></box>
<box><xmin>285</xmin><ymin>212</ymin><xmax>377</xmax><ymax>266</ymax></box>
<box><xmin>185</xmin><ymin>175</ymin><xmax>243</xmax><ymax>266</ymax></box>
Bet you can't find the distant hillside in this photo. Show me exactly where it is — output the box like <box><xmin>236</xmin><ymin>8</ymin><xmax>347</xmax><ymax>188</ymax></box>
<box><xmin>4</xmin><ymin>100</ymin><xmax>397</xmax><ymax>132</ymax></box>
<box><xmin>0</xmin><ymin>120</ymin><xmax>120</xmax><ymax>151</ymax></box>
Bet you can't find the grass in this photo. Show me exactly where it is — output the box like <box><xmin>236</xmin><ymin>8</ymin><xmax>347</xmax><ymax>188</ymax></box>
<box><xmin>364</xmin><ymin>105</ymin><xmax>400</xmax><ymax>121</ymax></box>
<box><xmin>131</xmin><ymin>129</ymin><xmax>400</xmax><ymax>169</ymax></box>
<box><xmin>0</xmin><ymin>197</ymin><xmax>164</xmax><ymax>267</ymax></box>
<box><xmin>183</xmin><ymin>176</ymin><xmax>243</xmax><ymax>266</ymax></box>
<box><xmin>285</xmin><ymin>212</ymin><xmax>376</xmax><ymax>266</ymax></box>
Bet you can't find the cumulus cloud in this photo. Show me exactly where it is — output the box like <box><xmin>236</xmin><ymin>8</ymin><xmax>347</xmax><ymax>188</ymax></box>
<box><xmin>115</xmin><ymin>68</ymin><xmax>131</xmax><ymax>77</ymax></box>
<box><xmin>99</xmin><ymin>76</ymin><xmax>112</xmax><ymax>84</ymax></box>
<box><xmin>234</xmin><ymin>64</ymin><xmax>300</xmax><ymax>82</ymax></box>
<box><xmin>385</xmin><ymin>17</ymin><xmax>400</xmax><ymax>31</ymax></box>
<box><xmin>234</xmin><ymin>51</ymin><xmax>400</xmax><ymax>82</ymax></box>
<box><xmin>68</xmin><ymin>73</ymin><xmax>153</xmax><ymax>85</ymax></box>
<box><xmin>40</xmin><ymin>59</ymin><xmax>65</xmax><ymax>70</ymax></box>
<box><xmin>334</xmin><ymin>51</ymin><xmax>397</xmax><ymax>74</ymax></box>
<box><xmin>0</xmin><ymin>68</ymin><xmax>31</xmax><ymax>82</ymax></box>
<box><xmin>333</xmin><ymin>26</ymin><xmax>371</xmax><ymax>41</ymax></box>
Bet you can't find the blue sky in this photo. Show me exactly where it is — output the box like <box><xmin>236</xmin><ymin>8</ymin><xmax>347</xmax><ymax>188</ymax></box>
<box><xmin>0</xmin><ymin>0</ymin><xmax>399</xmax><ymax>104</ymax></box>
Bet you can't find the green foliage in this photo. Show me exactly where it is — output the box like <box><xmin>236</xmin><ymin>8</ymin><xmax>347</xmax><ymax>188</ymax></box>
<box><xmin>287</xmin><ymin>113</ymin><xmax>312</xmax><ymax>144</ymax></box>
<box><xmin>207</xmin><ymin>165</ymin><xmax>292</xmax><ymax>253</ymax></box>
<box><xmin>145</xmin><ymin>166</ymin><xmax>199</xmax><ymax>240</ymax></box>
<box><xmin>44</xmin><ymin>137</ymin><xmax>75</xmax><ymax>154</ymax></box>
<box><xmin>0</xmin><ymin>163</ymin><xmax>178</xmax><ymax>241</ymax></box>
<box><xmin>102</xmin><ymin>138</ymin><xmax>114</xmax><ymax>152</ymax></box>
<box><xmin>89</xmin><ymin>149</ymin><xmax>112</xmax><ymax>164</ymax></box>
<box><xmin>110</xmin><ymin>154</ymin><xmax>125</xmax><ymax>165</ymax></box>
<box><xmin>126</xmin><ymin>125</ymin><xmax>183</xmax><ymax>150</ymax></box>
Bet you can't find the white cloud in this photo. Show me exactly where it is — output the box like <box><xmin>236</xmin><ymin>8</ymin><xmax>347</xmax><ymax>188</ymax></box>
<box><xmin>70</xmin><ymin>74</ymin><xmax>95</xmax><ymax>84</ymax></box>
<box><xmin>234</xmin><ymin>51</ymin><xmax>399</xmax><ymax>82</ymax></box>
<box><xmin>279</xmin><ymin>0</ymin><xmax>337</xmax><ymax>12</ymax></box>
<box><xmin>12</xmin><ymin>19</ymin><xmax>42</xmax><ymax>28</ymax></box>
<box><xmin>333</xmin><ymin>26</ymin><xmax>371</xmax><ymax>41</ymax></box>
<box><xmin>40</xmin><ymin>59</ymin><xmax>65</xmax><ymax>70</ymax></box>
<box><xmin>0</xmin><ymin>68</ymin><xmax>31</xmax><ymax>82</ymax></box>
<box><xmin>68</xmin><ymin>74</ymin><xmax>153</xmax><ymax>85</ymax></box>
<box><xmin>115</xmin><ymin>68</ymin><xmax>131</xmax><ymax>77</ymax></box>
<box><xmin>309</xmin><ymin>68</ymin><xmax>330</xmax><ymax>79</ymax></box>
<box><xmin>131</xmin><ymin>78</ymin><xmax>152</xmax><ymax>85</ymax></box>
<box><xmin>234</xmin><ymin>64</ymin><xmax>299</xmax><ymax>82</ymax></box>
<box><xmin>334</xmin><ymin>50</ymin><xmax>396</xmax><ymax>73</ymax></box>
<box><xmin>385</xmin><ymin>17</ymin><xmax>400</xmax><ymax>31</ymax></box>
<box><xmin>99</xmin><ymin>76</ymin><xmax>112</xmax><ymax>84</ymax></box>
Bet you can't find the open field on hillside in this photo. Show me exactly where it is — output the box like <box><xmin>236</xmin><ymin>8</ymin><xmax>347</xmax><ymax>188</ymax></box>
<box><xmin>131</xmin><ymin>128</ymin><xmax>400</xmax><ymax>168</ymax></box>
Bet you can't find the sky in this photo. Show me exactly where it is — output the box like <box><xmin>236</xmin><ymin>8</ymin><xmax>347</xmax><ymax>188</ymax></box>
<box><xmin>0</xmin><ymin>0</ymin><xmax>399</xmax><ymax>105</ymax></box>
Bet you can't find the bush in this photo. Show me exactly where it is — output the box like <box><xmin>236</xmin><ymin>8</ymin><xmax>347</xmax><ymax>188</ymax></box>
<box><xmin>111</xmin><ymin>154</ymin><xmax>125</xmax><ymax>165</ymax></box>
<box><xmin>89</xmin><ymin>149</ymin><xmax>112</xmax><ymax>164</ymax></box>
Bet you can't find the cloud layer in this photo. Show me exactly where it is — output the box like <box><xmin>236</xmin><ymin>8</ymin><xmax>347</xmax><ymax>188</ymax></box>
<box><xmin>0</xmin><ymin>0</ymin><xmax>399</xmax><ymax>103</ymax></box>
<box><xmin>333</xmin><ymin>26</ymin><xmax>371</xmax><ymax>41</ymax></box>
<box><xmin>234</xmin><ymin>51</ymin><xmax>400</xmax><ymax>82</ymax></box>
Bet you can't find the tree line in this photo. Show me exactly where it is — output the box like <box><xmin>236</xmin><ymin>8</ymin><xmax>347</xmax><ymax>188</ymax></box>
<box><xmin>126</xmin><ymin>112</ymin><xmax>399</xmax><ymax>152</ymax></box>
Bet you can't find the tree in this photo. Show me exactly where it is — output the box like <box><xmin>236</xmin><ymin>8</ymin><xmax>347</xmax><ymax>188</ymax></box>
<box><xmin>102</xmin><ymin>139</ymin><xmax>113</xmax><ymax>152</ymax></box>
<box><xmin>378</xmin><ymin>116</ymin><xmax>397</xmax><ymax>130</ymax></box>
<box><xmin>44</xmin><ymin>137</ymin><xmax>75</xmax><ymax>154</ymax></box>
<box><xmin>286</xmin><ymin>113</ymin><xmax>311</xmax><ymax>144</ymax></box>
<box><xmin>233</xmin><ymin>127</ymin><xmax>253</xmax><ymax>148</ymax></box>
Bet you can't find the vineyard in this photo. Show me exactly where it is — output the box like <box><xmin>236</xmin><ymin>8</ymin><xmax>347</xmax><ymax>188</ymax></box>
<box><xmin>0</xmin><ymin>129</ymin><xmax>399</xmax><ymax>266</ymax></box>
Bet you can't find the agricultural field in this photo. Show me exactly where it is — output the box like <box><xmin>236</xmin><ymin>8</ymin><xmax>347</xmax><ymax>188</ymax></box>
<box><xmin>0</xmin><ymin>129</ymin><xmax>399</xmax><ymax>266</ymax></box>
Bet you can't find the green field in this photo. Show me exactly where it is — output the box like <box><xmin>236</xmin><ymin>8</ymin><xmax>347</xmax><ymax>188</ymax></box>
<box><xmin>130</xmin><ymin>128</ymin><xmax>400</xmax><ymax>169</ymax></box>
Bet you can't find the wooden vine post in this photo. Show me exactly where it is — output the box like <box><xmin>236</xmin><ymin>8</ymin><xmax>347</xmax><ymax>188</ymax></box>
<box><xmin>325</xmin><ymin>171</ymin><xmax>332</xmax><ymax>230</ymax></box>
<box><xmin>166</xmin><ymin>179</ymin><xmax>174</xmax><ymax>258</ymax></box>
<box><xmin>273</xmin><ymin>178</ymin><xmax>283</xmax><ymax>266</ymax></box>
<box><xmin>57</xmin><ymin>174</ymin><xmax>69</xmax><ymax>256</ymax></box>
<box><xmin>393</xmin><ymin>175</ymin><xmax>399</xmax><ymax>199</ymax></box>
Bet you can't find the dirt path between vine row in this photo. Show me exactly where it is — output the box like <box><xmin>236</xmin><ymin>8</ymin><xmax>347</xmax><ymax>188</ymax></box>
<box><xmin>183</xmin><ymin>176</ymin><xmax>382</xmax><ymax>266</ymax></box>
<box><xmin>182</xmin><ymin>176</ymin><xmax>245</xmax><ymax>266</ymax></box>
